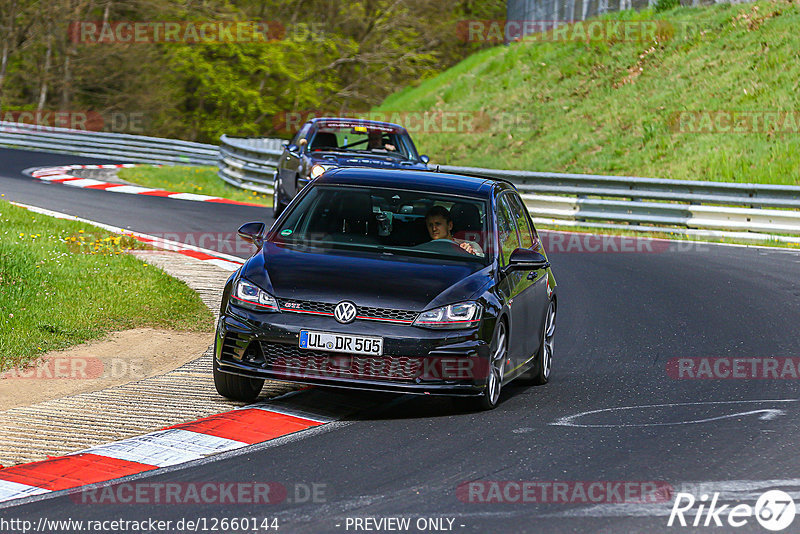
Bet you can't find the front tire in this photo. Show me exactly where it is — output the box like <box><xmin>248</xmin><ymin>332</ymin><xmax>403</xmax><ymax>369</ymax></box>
<box><xmin>213</xmin><ymin>363</ymin><xmax>264</xmax><ymax>402</ymax></box>
<box><xmin>468</xmin><ymin>320</ymin><xmax>507</xmax><ymax>411</ymax></box>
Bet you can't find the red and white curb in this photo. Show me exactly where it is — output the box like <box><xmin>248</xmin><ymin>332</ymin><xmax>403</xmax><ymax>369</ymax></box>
<box><xmin>0</xmin><ymin>391</ymin><xmax>349</xmax><ymax>504</ymax></box>
<box><xmin>28</xmin><ymin>164</ymin><xmax>264</xmax><ymax>207</ymax></box>
<box><xmin>0</xmin><ymin>204</ymin><xmax>354</xmax><ymax>504</ymax></box>
<box><xmin>12</xmin><ymin>202</ymin><xmax>245</xmax><ymax>272</ymax></box>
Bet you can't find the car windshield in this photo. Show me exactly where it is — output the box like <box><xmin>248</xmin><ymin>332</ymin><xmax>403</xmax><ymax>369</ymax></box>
<box><xmin>307</xmin><ymin>121</ymin><xmax>418</xmax><ymax>161</ymax></box>
<box><xmin>273</xmin><ymin>185</ymin><xmax>490</xmax><ymax>264</ymax></box>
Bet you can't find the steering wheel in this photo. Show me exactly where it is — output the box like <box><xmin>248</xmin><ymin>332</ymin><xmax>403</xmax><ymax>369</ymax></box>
<box><xmin>414</xmin><ymin>239</ymin><xmax>472</xmax><ymax>256</ymax></box>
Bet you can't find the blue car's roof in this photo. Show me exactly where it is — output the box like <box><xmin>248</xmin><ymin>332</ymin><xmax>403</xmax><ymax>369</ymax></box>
<box><xmin>316</xmin><ymin>167</ymin><xmax>497</xmax><ymax>198</ymax></box>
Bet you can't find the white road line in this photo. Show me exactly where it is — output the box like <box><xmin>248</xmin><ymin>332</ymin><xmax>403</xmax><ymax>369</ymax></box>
<box><xmin>206</xmin><ymin>258</ymin><xmax>243</xmax><ymax>271</ymax></box>
<box><xmin>167</xmin><ymin>192</ymin><xmax>221</xmax><ymax>201</ymax></box>
<box><xmin>59</xmin><ymin>178</ymin><xmax>107</xmax><ymax>188</ymax></box>
<box><xmin>76</xmin><ymin>429</ymin><xmax>248</xmax><ymax>468</ymax></box>
<box><xmin>34</xmin><ymin>173</ymin><xmax>74</xmax><ymax>181</ymax></box>
<box><xmin>103</xmin><ymin>185</ymin><xmax>158</xmax><ymax>194</ymax></box>
<box><xmin>551</xmin><ymin>399</ymin><xmax>798</xmax><ymax>428</ymax></box>
<box><xmin>0</xmin><ymin>480</ymin><xmax>51</xmax><ymax>502</ymax></box>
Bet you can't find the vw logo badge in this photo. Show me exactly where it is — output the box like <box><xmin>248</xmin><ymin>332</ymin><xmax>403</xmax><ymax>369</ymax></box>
<box><xmin>334</xmin><ymin>301</ymin><xmax>357</xmax><ymax>324</ymax></box>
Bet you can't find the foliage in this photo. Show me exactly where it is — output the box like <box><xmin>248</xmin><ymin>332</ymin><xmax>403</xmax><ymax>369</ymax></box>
<box><xmin>0</xmin><ymin>201</ymin><xmax>213</xmax><ymax>371</ymax></box>
<box><xmin>0</xmin><ymin>0</ymin><xmax>505</xmax><ymax>142</ymax></box>
<box><xmin>376</xmin><ymin>1</ymin><xmax>800</xmax><ymax>185</ymax></box>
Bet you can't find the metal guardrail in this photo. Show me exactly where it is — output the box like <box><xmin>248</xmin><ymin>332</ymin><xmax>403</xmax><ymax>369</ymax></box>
<box><xmin>217</xmin><ymin>136</ymin><xmax>800</xmax><ymax>241</ymax></box>
<box><xmin>438</xmin><ymin>164</ymin><xmax>800</xmax><ymax>240</ymax></box>
<box><xmin>217</xmin><ymin>135</ymin><xmax>283</xmax><ymax>194</ymax></box>
<box><xmin>0</xmin><ymin>121</ymin><xmax>218</xmax><ymax>166</ymax></box>
<box><xmin>5</xmin><ymin>122</ymin><xmax>795</xmax><ymax>243</ymax></box>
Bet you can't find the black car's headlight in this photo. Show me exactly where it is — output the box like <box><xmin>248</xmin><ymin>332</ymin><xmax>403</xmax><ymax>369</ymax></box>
<box><xmin>310</xmin><ymin>164</ymin><xmax>336</xmax><ymax>178</ymax></box>
<box><xmin>231</xmin><ymin>279</ymin><xmax>279</xmax><ymax>312</ymax></box>
<box><xmin>413</xmin><ymin>301</ymin><xmax>482</xmax><ymax>329</ymax></box>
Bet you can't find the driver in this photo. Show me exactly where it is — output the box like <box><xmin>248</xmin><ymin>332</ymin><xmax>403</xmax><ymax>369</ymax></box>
<box><xmin>425</xmin><ymin>206</ymin><xmax>483</xmax><ymax>256</ymax></box>
<box><xmin>368</xmin><ymin>130</ymin><xmax>396</xmax><ymax>152</ymax></box>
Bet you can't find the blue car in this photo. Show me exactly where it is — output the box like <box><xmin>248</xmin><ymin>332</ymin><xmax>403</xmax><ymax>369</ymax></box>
<box><xmin>215</xmin><ymin>168</ymin><xmax>557</xmax><ymax>410</ymax></box>
<box><xmin>272</xmin><ymin>117</ymin><xmax>429</xmax><ymax>216</ymax></box>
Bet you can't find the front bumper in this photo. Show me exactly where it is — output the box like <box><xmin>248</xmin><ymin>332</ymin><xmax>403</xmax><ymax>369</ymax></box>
<box><xmin>215</xmin><ymin>305</ymin><xmax>491</xmax><ymax>396</ymax></box>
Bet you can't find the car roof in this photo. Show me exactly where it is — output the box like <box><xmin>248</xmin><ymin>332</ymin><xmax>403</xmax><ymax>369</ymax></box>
<box><xmin>308</xmin><ymin>117</ymin><xmax>408</xmax><ymax>134</ymax></box>
<box><xmin>316</xmin><ymin>167</ymin><xmax>500</xmax><ymax>198</ymax></box>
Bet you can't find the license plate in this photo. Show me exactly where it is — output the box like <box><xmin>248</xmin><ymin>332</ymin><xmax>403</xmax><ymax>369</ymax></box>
<box><xmin>299</xmin><ymin>330</ymin><xmax>383</xmax><ymax>356</ymax></box>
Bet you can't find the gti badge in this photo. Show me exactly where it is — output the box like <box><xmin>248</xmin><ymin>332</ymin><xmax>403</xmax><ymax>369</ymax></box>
<box><xmin>334</xmin><ymin>301</ymin><xmax>357</xmax><ymax>324</ymax></box>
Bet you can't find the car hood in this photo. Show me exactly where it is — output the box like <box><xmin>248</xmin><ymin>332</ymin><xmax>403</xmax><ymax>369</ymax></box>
<box><xmin>241</xmin><ymin>242</ymin><xmax>492</xmax><ymax>312</ymax></box>
<box><xmin>310</xmin><ymin>152</ymin><xmax>427</xmax><ymax>170</ymax></box>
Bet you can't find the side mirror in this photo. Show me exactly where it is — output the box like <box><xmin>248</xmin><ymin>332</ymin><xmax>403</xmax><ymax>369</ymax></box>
<box><xmin>238</xmin><ymin>222</ymin><xmax>267</xmax><ymax>247</ymax></box>
<box><xmin>419</xmin><ymin>154</ymin><xmax>430</xmax><ymax>165</ymax></box>
<box><xmin>505</xmin><ymin>248</ymin><xmax>550</xmax><ymax>272</ymax></box>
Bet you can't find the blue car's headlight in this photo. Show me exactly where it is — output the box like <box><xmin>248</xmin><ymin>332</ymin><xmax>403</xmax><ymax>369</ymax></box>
<box><xmin>413</xmin><ymin>301</ymin><xmax>482</xmax><ymax>329</ymax></box>
<box><xmin>231</xmin><ymin>279</ymin><xmax>279</xmax><ymax>311</ymax></box>
<box><xmin>310</xmin><ymin>164</ymin><xmax>336</xmax><ymax>178</ymax></box>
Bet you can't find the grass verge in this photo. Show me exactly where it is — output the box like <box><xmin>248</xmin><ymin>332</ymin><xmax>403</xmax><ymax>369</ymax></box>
<box><xmin>0</xmin><ymin>200</ymin><xmax>214</xmax><ymax>372</ymax></box>
<box><xmin>117</xmin><ymin>165</ymin><xmax>272</xmax><ymax>206</ymax></box>
<box><xmin>376</xmin><ymin>0</ymin><xmax>800</xmax><ymax>185</ymax></box>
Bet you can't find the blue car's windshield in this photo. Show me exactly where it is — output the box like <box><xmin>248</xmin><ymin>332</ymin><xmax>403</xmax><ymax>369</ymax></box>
<box><xmin>307</xmin><ymin>121</ymin><xmax>418</xmax><ymax>162</ymax></box>
<box><xmin>273</xmin><ymin>185</ymin><xmax>490</xmax><ymax>264</ymax></box>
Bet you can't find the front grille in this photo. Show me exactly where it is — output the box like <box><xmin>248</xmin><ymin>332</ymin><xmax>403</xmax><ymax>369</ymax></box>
<box><xmin>260</xmin><ymin>342</ymin><xmax>422</xmax><ymax>381</ymax></box>
<box><xmin>277</xmin><ymin>299</ymin><xmax>418</xmax><ymax>324</ymax></box>
<box><xmin>278</xmin><ymin>300</ymin><xmax>335</xmax><ymax>315</ymax></box>
<box><xmin>356</xmin><ymin>305</ymin><xmax>418</xmax><ymax>323</ymax></box>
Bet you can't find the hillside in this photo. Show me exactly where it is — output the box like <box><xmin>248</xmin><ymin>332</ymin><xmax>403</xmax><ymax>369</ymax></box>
<box><xmin>376</xmin><ymin>1</ymin><xmax>800</xmax><ymax>184</ymax></box>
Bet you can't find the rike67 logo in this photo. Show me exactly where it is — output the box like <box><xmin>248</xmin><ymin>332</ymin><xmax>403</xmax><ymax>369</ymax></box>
<box><xmin>668</xmin><ymin>490</ymin><xmax>796</xmax><ymax>531</ymax></box>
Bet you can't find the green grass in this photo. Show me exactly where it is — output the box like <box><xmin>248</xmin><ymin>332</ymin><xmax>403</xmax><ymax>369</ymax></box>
<box><xmin>118</xmin><ymin>165</ymin><xmax>272</xmax><ymax>206</ymax></box>
<box><xmin>376</xmin><ymin>0</ymin><xmax>800</xmax><ymax>185</ymax></box>
<box><xmin>0</xmin><ymin>201</ymin><xmax>214</xmax><ymax>372</ymax></box>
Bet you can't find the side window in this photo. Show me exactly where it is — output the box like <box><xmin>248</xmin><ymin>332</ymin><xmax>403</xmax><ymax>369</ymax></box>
<box><xmin>291</xmin><ymin>123</ymin><xmax>311</xmax><ymax>146</ymax></box>
<box><xmin>497</xmin><ymin>194</ymin><xmax>522</xmax><ymax>266</ymax></box>
<box><xmin>507</xmin><ymin>193</ymin><xmax>537</xmax><ymax>249</ymax></box>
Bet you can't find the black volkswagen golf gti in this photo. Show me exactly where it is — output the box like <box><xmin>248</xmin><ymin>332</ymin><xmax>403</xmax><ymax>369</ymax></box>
<box><xmin>214</xmin><ymin>168</ymin><xmax>557</xmax><ymax>410</ymax></box>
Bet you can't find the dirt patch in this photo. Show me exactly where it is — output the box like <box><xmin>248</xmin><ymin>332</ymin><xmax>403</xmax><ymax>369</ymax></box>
<box><xmin>0</xmin><ymin>328</ymin><xmax>213</xmax><ymax>411</ymax></box>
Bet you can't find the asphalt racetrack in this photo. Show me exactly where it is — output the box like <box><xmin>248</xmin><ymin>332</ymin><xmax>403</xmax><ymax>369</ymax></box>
<box><xmin>2</xmin><ymin>147</ymin><xmax>800</xmax><ymax>533</ymax></box>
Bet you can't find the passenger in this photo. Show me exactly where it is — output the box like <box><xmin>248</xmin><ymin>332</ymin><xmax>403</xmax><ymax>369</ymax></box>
<box><xmin>425</xmin><ymin>206</ymin><xmax>483</xmax><ymax>256</ymax></box>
